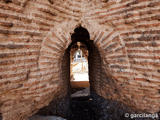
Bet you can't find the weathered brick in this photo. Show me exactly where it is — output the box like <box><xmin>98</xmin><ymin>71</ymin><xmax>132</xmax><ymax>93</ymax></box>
<box><xmin>0</xmin><ymin>0</ymin><xmax>159</xmax><ymax>120</ymax></box>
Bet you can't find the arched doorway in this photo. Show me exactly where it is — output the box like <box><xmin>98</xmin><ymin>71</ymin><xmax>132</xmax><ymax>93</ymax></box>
<box><xmin>35</xmin><ymin>26</ymin><xmax>105</xmax><ymax>120</ymax></box>
<box><xmin>68</xmin><ymin>27</ymin><xmax>94</xmax><ymax>120</ymax></box>
<box><xmin>28</xmin><ymin>22</ymin><xmax>135</xmax><ymax>120</ymax></box>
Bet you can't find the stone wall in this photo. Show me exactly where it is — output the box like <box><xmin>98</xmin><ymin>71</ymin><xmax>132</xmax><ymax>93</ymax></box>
<box><xmin>0</xmin><ymin>0</ymin><xmax>160</xmax><ymax>119</ymax></box>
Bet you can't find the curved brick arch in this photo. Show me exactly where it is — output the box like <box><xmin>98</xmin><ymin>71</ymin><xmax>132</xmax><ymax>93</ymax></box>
<box><xmin>38</xmin><ymin>19</ymin><xmax>108</xmax><ymax>70</ymax></box>
<box><xmin>37</xmin><ymin>19</ymin><xmax>138</xmax><ymax>116</ymax></box>
<box><xmin>37</xmin><ymin>19</ymin><xmax>109</xmax><ymax>96</ymax></box>
<box><xmin>36</xmin><ymin>19</ymin><xmax>117</xmax><ymax>118</ymax></box>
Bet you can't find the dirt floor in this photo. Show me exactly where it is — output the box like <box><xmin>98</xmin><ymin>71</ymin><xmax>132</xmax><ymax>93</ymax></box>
<box><xmin>69</xmin><ymin>96</ymin><xmax>95</xmax><ymax>120</ymax></box>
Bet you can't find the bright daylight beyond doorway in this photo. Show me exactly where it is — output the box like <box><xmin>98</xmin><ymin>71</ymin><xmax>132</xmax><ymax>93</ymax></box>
<box><xmin>70</xmin><ymin>42</ymin><xmax>89</xmax><ymax>89</ymax></box>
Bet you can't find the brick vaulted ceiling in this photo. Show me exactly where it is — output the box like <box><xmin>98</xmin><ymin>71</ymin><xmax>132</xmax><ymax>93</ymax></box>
<box><xmin>0</xmin><ymin>0</ymin><xmax>160</xmax><ymax>119</ymax></box>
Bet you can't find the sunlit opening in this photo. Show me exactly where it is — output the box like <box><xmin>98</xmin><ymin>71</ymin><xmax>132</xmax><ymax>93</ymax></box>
<box><xmin>70</xmin><ymin>42</ymin><xmax>89</xmax><ymax>89</ymax></box>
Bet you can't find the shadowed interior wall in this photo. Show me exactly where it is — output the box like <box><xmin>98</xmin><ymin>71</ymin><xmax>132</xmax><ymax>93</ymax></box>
<box><xmin>89</xmin><ymin>42</ymin><xmax>107</xmax><ymax>95</ymax></box>
<box><xmin>0</xmin><ymin>113</ymin><xmax>2</xmax><ymax>120</ymax></box>
<box><xmin>37</xmin><ymin>50</ymin><xmax>71</xmax><ymax>118</ymax></box>
<box><xmin>88</xmin><ymin>42</ymin><xmax>135</xmax><ymax>119</ymax></box>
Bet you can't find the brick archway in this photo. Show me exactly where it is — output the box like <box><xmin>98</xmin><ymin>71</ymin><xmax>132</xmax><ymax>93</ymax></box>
<box><xmin>36</xmin><ymin>20</ymin><xmax>133</xmax><ymax>119</ymax></box>
<box><xmin>36</xmin><ymin>20</ymin><xmax>110</xmax><ymax>118</ymax></box>
<box><xmin>38</xmin><ymin>19</ymin><xmax>109</xmax><ymax>89</ymax></box>
<box><xmin>1</xmin><ymin>0</ymin><xmax>160</xmax><ymax>120</ymax></box>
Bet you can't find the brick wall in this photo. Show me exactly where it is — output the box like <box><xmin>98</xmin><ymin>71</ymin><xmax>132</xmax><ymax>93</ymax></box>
<box><xmin>0</xmin><ymin>0</ymin><xmax>160</xmax><ymax>119</ymax></box>
<box><xmin>37</xmin><ymin>50</ymin><xmax>71</xmax><ymax>118</ymax></box>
